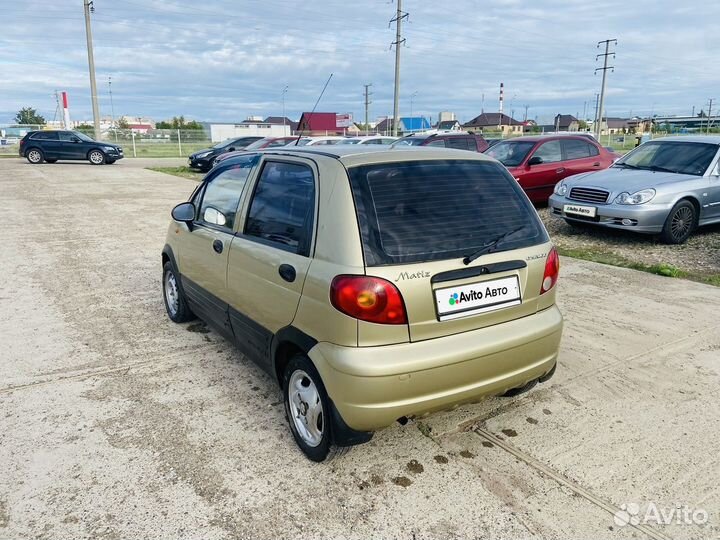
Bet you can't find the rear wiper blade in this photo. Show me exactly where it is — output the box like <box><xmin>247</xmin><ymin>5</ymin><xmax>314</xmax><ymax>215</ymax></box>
<box><xmin>462</xmin><ymin>226</ymin><xmax>527</xmax><ymax>266</ymax></box>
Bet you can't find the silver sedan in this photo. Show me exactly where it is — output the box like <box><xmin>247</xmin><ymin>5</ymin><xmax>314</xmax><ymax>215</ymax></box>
<box><xmin>548</xmin><ymin>136</ymin><xmax>720</xmax><ymax>243</ymax></box>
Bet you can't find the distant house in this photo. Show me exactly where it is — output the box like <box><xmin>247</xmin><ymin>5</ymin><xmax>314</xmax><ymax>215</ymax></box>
<box><xmin>296</xmin><ymin>112</ymin><xmax>356</xmax><ymax>135</ymax></box>
<box><xmin>399</xmin><ymin>117</ymin><xmax>431</xmax><ymax>133</ymax></box>
<box><xmin>604</xmin><ymin>117</ymin><xmax>631</xmax><ymax>134</ymax></box>
<box><xmin>462</xmin><ymin>112</ymin><xmax>523</xmax><ymax>135</ymax></box>
<box><xmin>554</xmin><ymin>114</ymin><xmax>579</xmax><ymax>132</ymax></box>
<box><xmin>437</xmin><ymin>119</ymin><xmax>462</xmax><ymax>131</ymax></box>
<box><xmin>264</xmin><ymin>116</ymin><xmax>298</xmax><ymax>132</ymax></box>
<box><xmin>375</xmin><ymin>117</ymin><xmax>395</xmax><ymax>135</ymax></box>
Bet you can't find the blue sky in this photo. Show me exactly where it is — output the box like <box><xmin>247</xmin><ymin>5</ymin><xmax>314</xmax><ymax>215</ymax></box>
<box><xmin>1</xmin><ymin>0</ymin><xmax>718</xmax><ymax>125</ymax></box>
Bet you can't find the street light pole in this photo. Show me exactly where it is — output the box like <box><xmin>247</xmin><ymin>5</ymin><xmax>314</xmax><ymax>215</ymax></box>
<box><xmin>83</xmin><ymin>0</ymin><xmax>101</xmax><ymax>140</ymax></box>
<box><xmin>108</xmin><ymin>76</ymin><xmax>117</xmax><ymax>142</ymax></box>
<box><xmin>410</xmin><ymin>91</ymin><xmax>418</xmax><ymax>125</ymax></box>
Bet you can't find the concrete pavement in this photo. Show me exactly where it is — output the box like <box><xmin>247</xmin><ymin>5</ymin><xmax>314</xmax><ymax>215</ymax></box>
<box><xmin>1</xmin><ymin>157</ymin><xmax>718</xmax><ymax>539</ymax></box>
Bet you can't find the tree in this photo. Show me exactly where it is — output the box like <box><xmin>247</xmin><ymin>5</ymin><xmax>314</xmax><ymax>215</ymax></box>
<box><xmin>15</xmin><ymin>107</ymin><xmax>46</xmax><ymax>125</ymax></box>
<box><xmin>578</xmin><ymin>120</ymin><xmax>588</xmax><ymax>130</ymax></box>
<box><xmin>155</xmin><ymin>116</ymin><xmax>206</xmax><ymax>141</ymax></box>
<box><xmin>116</xmin><ymin>117</ymin><xmax>129</xmax><ymax>129</ymax></box>
<box><xmin>75</xmin><ymin>124</ymin><xmax>95</xmax><ymax>136</ymax></box>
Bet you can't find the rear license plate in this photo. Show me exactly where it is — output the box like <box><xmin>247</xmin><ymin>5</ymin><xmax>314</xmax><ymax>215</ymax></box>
<box><xmin>435</xmin><ymin>275</ymin><xmax>521</xmax><ymax>321</ymax></box>
<box><xmin>564</xmin><ymin>204</ymin><xmax>597</xmax><ymax>217</ymax></box>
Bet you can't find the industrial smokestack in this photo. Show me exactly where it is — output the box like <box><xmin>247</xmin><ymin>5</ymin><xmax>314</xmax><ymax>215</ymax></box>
<box><xmin>61</xmin><ymin>91</ymin><xmax>71</xmax><ymax>129</ymax></box>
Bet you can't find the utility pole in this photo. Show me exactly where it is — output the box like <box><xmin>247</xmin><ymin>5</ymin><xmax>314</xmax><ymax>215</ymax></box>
<box><xmin>363</xmin><ymin>84</ymin><xmax>372</xmax><ymax>135</ymax></box>
<box><xmin>390</xmin><ymin>0</ymin><xmax>407</xmax><ymax>136</ymax></box>
<box><xmin>594</xmin><ymin>38</ymin><xmax>617</xmax><ymax>138</ymax></box>
<box><xmin>108</xmin><ymin>76</ymin><xmax>117</xmax><ymax>142</ymax></box>
<box><xmin>523</xmin><ymin>105</ymin><xmax>529</xmax><ymax>123</ymax></box>
<box><xmin>707</xmin><ymin>98</ymin><xmax>715</xmax><ymax>134</ymax></box>
<box><xmin>410</xmin><ymin>91</ymin><xmax>418</xmax><ymax>121</ymax></box>
<box><xmin>83</xmin><ymin>0</ymin><xmax>101</xmax><ymax>140</ymax></box>
<box><xmin>281</xmin><ymin>85</ymin><xmax>288</xmax><ymax>133</ymax></box>
<box><xmin>593</xmin><ymin>93</ymin><xmax>600</xmax><ymax>133</ymax></box>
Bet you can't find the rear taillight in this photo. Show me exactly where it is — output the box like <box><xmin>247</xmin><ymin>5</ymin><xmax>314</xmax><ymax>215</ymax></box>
<box><xmin>330</xmin><ymin>275</ymin><xmax>407</xmax><ymax>325</ymax></box>
<box><xmin>540</xmin><ymin>247</ymin><xmax>560</xmax><ymax>294</ymax></box>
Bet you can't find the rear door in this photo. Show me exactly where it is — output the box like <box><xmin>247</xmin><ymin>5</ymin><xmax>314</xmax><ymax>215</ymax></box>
<box><xmin>560</xmin><ymin>138</ymin><xmax>603</xmax><ymax>177</ymax></box>
<box><xmin>225</xmin><ymin>158</ymin><xmax>316</xmax><ymax>366</ymax></box>
<box><xmin>446</xmin><ymin>137</ymin><xmax>473</xmax><ymax>152</ymax></box>
<box><xmin>347</xmin><ymin>158</ymin><xmax>551</xmax><ymax>342</ymax></box>
<box><xmin>31</xmin><ymin>131</ymin><xmax>61</xmax><ymax>158</ymax></box>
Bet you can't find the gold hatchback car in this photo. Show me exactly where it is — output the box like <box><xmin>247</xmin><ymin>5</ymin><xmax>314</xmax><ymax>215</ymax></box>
<box><xmin>162</xmin><ymin>146</ymin><xmax>563</xmax><ymax>461</ymax></box>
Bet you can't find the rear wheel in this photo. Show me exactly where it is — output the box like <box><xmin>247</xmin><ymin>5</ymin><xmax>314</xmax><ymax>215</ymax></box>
<box><xmin>88</xmin><ymin>149</ymin><xmax>106</xmax><ymax>165</ymax></box>
<box><xmin>660</xmin><ymin>200</ymin><xmax>696</xmax><ymax>244</ymax></box>
<box><xmin>283</xmin><ymin>354</ymin><xmax>348</xmax><ymax>462</ymax></box>
<box><xmin>26</xmin><ymin>148</ymin><xmax>44</xmax><ymax>164</ymax></box>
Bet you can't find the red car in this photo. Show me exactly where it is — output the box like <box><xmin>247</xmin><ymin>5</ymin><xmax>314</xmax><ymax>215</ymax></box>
<box><xmin>485</xmin><ymin>135</ymin><xmax>620</xmax><ymax>203</ymax></box>
<box><xmin>212</xmin><ymin>136</ymin><xmax>299</xmax><ymax>167</ymax></box>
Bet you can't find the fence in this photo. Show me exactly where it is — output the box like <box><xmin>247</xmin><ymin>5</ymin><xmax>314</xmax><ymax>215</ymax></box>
<box><xmin>0</xmin><ymin>125</ymin><xmax>213</xmax><ymax>158</ymax></box>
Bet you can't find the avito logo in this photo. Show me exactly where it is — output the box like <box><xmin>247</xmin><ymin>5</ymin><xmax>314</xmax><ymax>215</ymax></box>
<box><xmin>448</xmin><ymin>286</ymin><xmax>510</xmax><ymax>306</ymax></box>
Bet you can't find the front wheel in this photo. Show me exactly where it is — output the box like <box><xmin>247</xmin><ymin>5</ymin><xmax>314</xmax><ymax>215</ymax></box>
<box><xmin>660</xmin><ymin>200</ymin><xmax>696</xmax><ymax>244</ymax></box>
<box><xmin>88</xmin><ymin>149</ymin><xmax>106</xmax><ymax>165</ymax></box>
<box><xmin>162</xmin><ymin>262</ymin><xmax>194</xmax><ymax>322</ymax></box>
<box><xmin>26</xmin><ymin>148</ymin><xmax>44</xmax><ymax>164</ymax></box>
<box><xmin>283</xmin><ymin>355</ymin><xmax>347</xmax><ymax>462</ymax></box>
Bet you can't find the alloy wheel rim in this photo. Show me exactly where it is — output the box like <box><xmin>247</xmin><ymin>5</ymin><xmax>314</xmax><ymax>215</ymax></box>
<box><xmin>671</xmin><ymin>207</ymin><xmax>693</xmax><ymax>240</ymax></box>
<box><xmin>288</xmin><ymin>370</ymin><xmax>324</xmax><ymax>447</ymax></box>
<box><xmin>90</xmin><ymin>151</ymin><xmax>103</xmax><ymax>164</ymax></box>
<box><xmin>164</xmin><ymin>271</ymin><xmax>179</xmax><ymax>316</ymax></box>
<box><xmin>28</xmin><ymin>150</ymin><xmax>41</xmax><ymax>162</ymax></box>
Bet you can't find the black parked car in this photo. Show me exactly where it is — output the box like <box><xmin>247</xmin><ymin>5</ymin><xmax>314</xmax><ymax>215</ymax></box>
<box><xmin>188</xmin><ymin>136</ymin><xmax>264</xmax><ymax>172</ymax></box>
<box><xmin>19</xmin><ymin>130</ymin><xmax>123</xmax><ymax>165</ymax></box>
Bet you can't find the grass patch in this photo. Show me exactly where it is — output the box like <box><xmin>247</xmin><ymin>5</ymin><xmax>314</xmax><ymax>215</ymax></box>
<box><xmin>557</xmin><ymin>247</ymin><xmax>720</xmax><ymax>287</ymax></box>
<box><xmin>146</xmin><ymin>166</ymin><xmax>203</xmax><ymax>181</ymax></box>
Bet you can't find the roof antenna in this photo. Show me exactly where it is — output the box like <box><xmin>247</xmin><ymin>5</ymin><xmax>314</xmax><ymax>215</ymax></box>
<box><xmin>295</xmin><ymin>73</ymin><xmax>333</xmax><ymax>145</ymax></box>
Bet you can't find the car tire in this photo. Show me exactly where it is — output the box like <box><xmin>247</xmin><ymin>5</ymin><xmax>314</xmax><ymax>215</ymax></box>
<box><xmin>162</xmin><ymin>262</ymin><xmax>195</xmax><ymax>323</ymax></box>
<box><xmin>501</xmin><ymin>378</ymin><xmax>538</xmax><ymax>397</ymax></box>
<box><xmin>88</xmin><ymin>149</ymin><xmax>106</xmax><ymax>165</ymax></box>
<box><xmin>45</xmin><ymin>158</ymin><xmax>58</xmax><ymax>163</ymax></box>
<box><xmin>660</xmin><ymin>200</ymin><xmax>696</xmax><ymax>244</ymax></box>
<box><xmin>26</xmin><ymin>148</ymin><xmax>44</xmax><ymax>164</ymax></box>
<box><xmin>283</xmin><ymin>354</ymin><xmax>348</xmax><ymax>462</ymax></box>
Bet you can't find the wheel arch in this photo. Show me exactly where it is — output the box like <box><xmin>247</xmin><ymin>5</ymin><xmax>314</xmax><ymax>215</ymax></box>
<box><xmin>673</xmin><ymin>195</ymin><xmax>702</xmax><ymax>223</ymax></box>
<box><xmin>271</xmin><ymin>326</ymin><xmax>318</xmax><ymax>387</ymax></box>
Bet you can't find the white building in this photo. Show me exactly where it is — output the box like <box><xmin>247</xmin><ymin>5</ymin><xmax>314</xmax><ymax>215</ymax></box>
<box><xmin>210</xmin><ymin>121</ymin><xmax>291</xmax><ymax>142</ymax></box>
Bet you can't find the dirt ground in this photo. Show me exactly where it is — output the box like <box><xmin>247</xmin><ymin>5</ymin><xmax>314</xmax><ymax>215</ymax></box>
<box><xmin>1</xmin><ymin>157</ymin><xmax>719</xmax><ymax>540</ymax></box>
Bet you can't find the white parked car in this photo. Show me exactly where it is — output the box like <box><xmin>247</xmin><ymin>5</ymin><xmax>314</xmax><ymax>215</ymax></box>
<box><xmin>288</xmin><ymin>136</ymin><xmax>346</xmax><ymax>146</ymax></box>
<box><xmin>342</xmin><ymin>136</ymin><xmax>398</xmax><ymax>145</ymax></box>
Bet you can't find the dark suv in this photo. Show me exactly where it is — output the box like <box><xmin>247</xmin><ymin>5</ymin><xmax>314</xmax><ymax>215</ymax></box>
<box><xmin>392</xmin><ymin>132</ymin><xmax>489</xmax><ymax>152</ymax></box>
<box><xmin>188</xmin><ymin>136</ymin><xmax>264</xmax><ymax>172</ymax></box>
<box><xmin>19</xmin><ymin>130</ymin><xmax>123</xmax><ymax>165</ymax></box>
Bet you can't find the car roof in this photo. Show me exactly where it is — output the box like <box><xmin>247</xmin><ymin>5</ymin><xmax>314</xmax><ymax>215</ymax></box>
<box><xmin>239</xmin><ymin>145</ymin><xmax>497</xmax><ymax>167</ymax></box>
<box><xmin>493</xmin><ymin>134</ymin><xmax>594</xmax><ymax>143</ymax></box>
<box><xmin>649</xmin><ymin>136</ymin><xmax>720</xmax><ymax>144</ymax></box>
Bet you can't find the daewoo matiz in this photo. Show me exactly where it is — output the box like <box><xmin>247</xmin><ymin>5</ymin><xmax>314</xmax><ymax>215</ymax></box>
<box><xmin>161</xmin><ymin>146</ymin><xmax>563</xmax><ymax>461</ymax></box>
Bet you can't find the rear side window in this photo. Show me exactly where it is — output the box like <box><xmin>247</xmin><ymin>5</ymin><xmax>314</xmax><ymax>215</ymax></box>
<box><xmin>446</xmin><ymin>137</ymin><xmax>471</xmax><ymax>150</ymax></box>
<box><xmin>31</xmin><ymin>132</ymin><xmax>58</xmax><ymax>140</ymax></box>
<box><xmin>244</xmin><ymin>161</ymin><xmax>315</xmax><ymax>255</ymax></box>
<box><xmin>562</xmin><ymin>139</ymin><xmax>599</xmax><ymax>159</ymax></box>
<box><xmin>348</xmin><ymin>160</ymin><xmax>548</xmax><ymax>265</ymax></box>
<box><xmin>532</xmin><ymin>140</ymin><xmax>562</xmax><ymax>163</ymax></box>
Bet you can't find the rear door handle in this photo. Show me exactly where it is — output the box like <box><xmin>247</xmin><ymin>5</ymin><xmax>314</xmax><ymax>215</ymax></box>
<box><xmin>555</xmin><ymin>167</ymin><xmax>565</xmax><ymax>174</ymax></box>
<box><xmin>278</xmin><ymin>264</ymin><xmax>296</xmax><ymax>283</ymax></box>
<box><xmin>212</xmin><ymin>239</ymin><xmax>223</xmax><ymax>254</ymax></box>
<box><xmin>592</xmin><ymin>162</ymin><xmax>601</xmax><ymax>167</ymax></box>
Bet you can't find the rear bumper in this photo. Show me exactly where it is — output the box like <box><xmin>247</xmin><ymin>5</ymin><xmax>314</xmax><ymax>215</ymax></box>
<box><xmin>309</xmin><ymin>305</ymin><xmax>563</xmax><ymax>432</ymax></box>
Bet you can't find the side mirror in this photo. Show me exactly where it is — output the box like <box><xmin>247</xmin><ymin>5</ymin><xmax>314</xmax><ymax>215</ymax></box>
<box><xmin>202</xmin><ymin>207</ymin><xmax>227</xmax><ymax>226</ymax></box>
<box><xmin>171</xmin><ymin>202</ymin><xmax>195</xmax><ymax>225</ymax></box>
<box><xmin>71</xmin><ymin>137</ymin><xmax>81</xmax><ymax>143</ymax></box>
<box><xmin>528</xmin><ymin>156</ymin><xmax>544</xmax><ymax>166</ymax></box>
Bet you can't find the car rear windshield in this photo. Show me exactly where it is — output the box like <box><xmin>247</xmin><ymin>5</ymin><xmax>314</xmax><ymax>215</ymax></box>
<box><xmin>392</xmin><ymin>137</ymin><xmax>427</xmax><ymax>146</ymax></box>
<box><xmin>348</xmin><ymin>160</ymin><xmax>548</xmax><ymax>265</ymax></box>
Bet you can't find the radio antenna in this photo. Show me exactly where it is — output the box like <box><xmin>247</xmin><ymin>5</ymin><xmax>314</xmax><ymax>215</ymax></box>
<box><xmin>295</xmin><ymin>73</ymin><xmax>333</xmax><ymax>145</ymax></box>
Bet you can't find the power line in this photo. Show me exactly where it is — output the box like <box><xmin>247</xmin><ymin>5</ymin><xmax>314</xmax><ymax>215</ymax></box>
<box><xmin>390</xmin><ymin>0</ymin><xmax>408</xmax><ymax>136</ymax></box>
<box><xmin>594</xmin><ymin>38</ymin><xmax>616</xmax><ymax>137</ymax></box>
